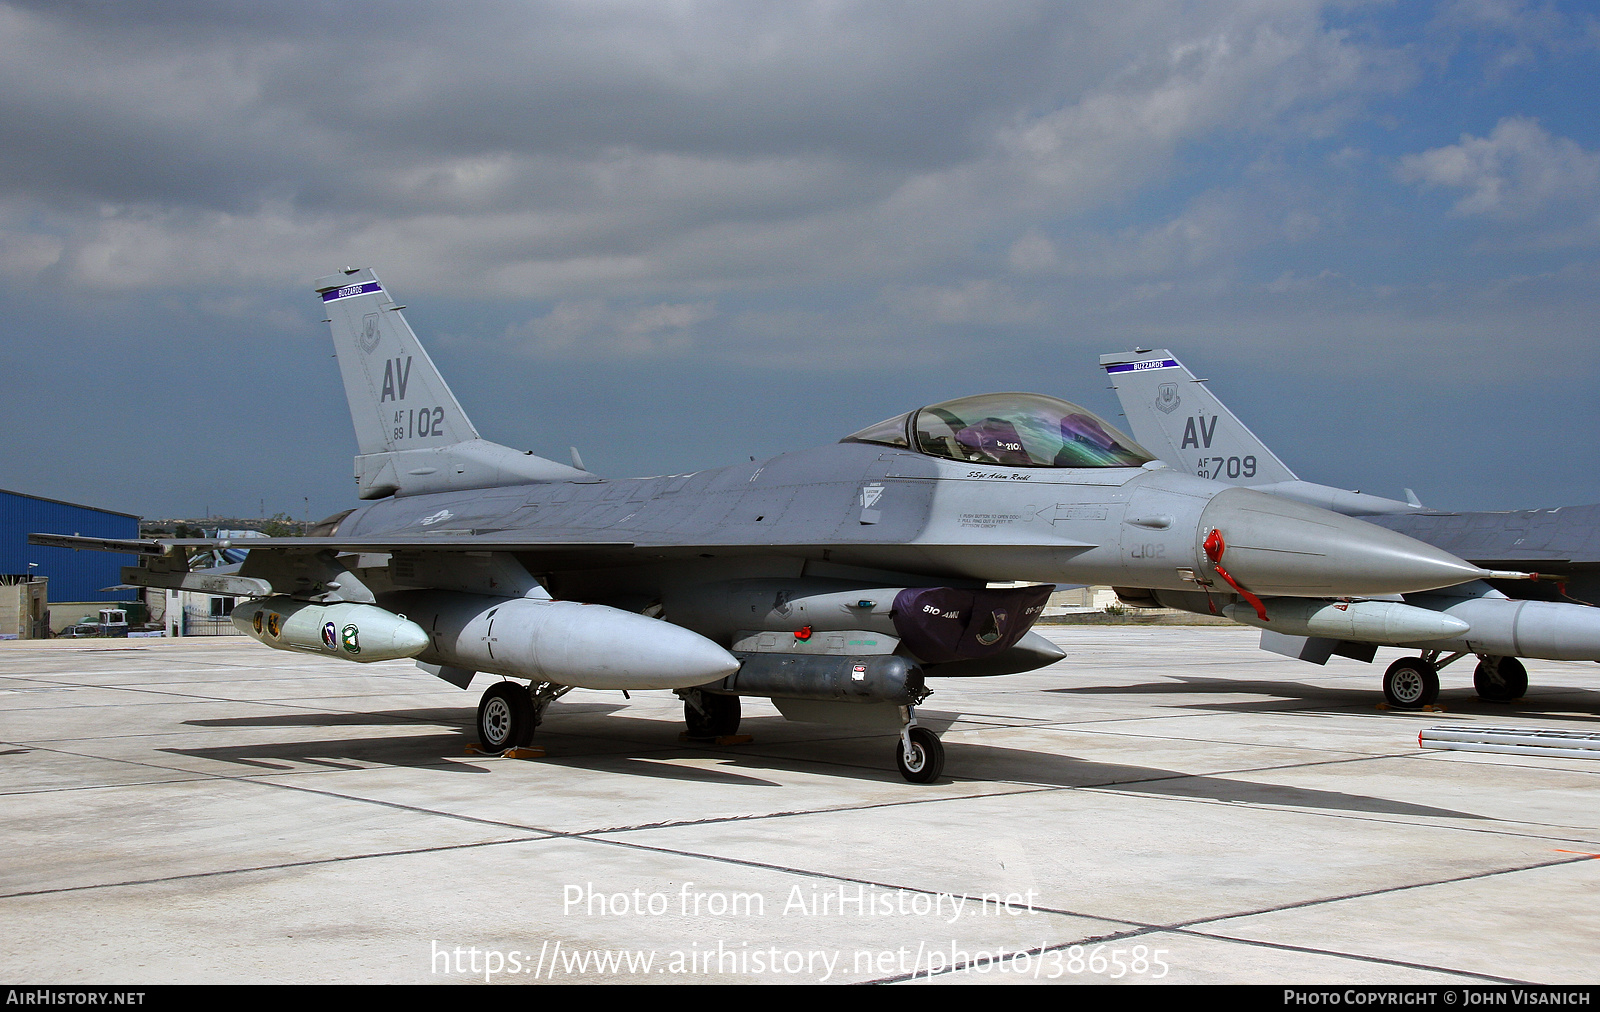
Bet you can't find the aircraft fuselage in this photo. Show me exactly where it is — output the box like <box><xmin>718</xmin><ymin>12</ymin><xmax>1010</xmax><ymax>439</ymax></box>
<box><xmin>328</xmin><ymin>438</ymin><xmax>1491</xmax><ymax>616</ymax></box>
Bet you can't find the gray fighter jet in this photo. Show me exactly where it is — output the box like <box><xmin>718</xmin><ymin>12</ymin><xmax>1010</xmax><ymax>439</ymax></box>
<box><xmin>1102</xmin><ymin>348</ymin><xmax>1600</xmax><ymax>709</ymax></box>
<box><xmin>29</xmin><ymin>271</ymin><xmax>1523</xmax><ymax>781</ymax></box>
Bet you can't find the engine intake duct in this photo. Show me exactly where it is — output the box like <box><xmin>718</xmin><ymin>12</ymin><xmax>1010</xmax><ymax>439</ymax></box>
<box><xmin>709</xmin><ymin>653</ymin><xmax>926</xmax><ymax>705</ymax></box>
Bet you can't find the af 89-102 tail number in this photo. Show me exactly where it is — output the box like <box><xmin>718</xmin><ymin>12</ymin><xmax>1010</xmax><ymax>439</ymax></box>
<box><xmin>395</xmin><ymin>407</ymin><xmax>445</xmax><ymax>442</ymax></box>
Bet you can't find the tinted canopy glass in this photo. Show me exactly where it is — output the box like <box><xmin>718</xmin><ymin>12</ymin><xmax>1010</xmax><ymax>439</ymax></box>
<box><xmin>844</xmin><ymin>393</ymin><xmax>1152</xmax><ymax>468</ymax></box>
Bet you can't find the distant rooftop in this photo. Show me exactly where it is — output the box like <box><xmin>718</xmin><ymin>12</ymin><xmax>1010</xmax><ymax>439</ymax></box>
<box><xmin>0</xmin><ymin>488</ymin><xmax>139</xmax><ymax>521</ymax></box>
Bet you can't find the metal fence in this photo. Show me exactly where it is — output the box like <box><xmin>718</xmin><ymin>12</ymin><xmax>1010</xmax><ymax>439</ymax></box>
<box><xmin>181</xmin><ymin>606</ymin><xmax>244</xmax><ymax>637</ymax></box>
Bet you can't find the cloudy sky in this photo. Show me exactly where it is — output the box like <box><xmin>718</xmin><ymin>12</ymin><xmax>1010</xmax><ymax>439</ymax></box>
<box><xmin>2</xmin><ymin>0</ymin><xmax>1597</xmax><ymax>521</ymax></box>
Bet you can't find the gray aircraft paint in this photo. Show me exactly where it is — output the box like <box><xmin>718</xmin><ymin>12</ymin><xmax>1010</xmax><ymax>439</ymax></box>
<box><xmin>323</xmin><ymin>269</ymin><xmax>591</xmax><ymax>499</ymax></box>
<box><xmin>43</xmin><ymin>286</ymin><xmax>1509</xmax><ymax>624</ymax></box>
<box><xmin>1365</xmin><ymin>506</ymin><xmax>1600</xmax><ymax>604</ymax></box>
<box><xmin>1101</xmin><ymin>351</ymin><xmax>1297</xmax><ymax>488</ymax></box>
<box><xmin>1401</xmin><ymin>581</ymin><xmax>1600</xmax><ymax>662</ymax></box>
<box><xmin>1102</xmin><ymin>347</ymin><xmax>1600</xmax><ymax>678</ymax></box>
<box><xmin>289</xmin><ymin>301</ymin><xmax>1488</xmax><ymax>605</ymax></box>
<box><xmin>1104</xmin><ymin>347</ymin><xmax>1600</xmax><ymax>600</ymax></box>
<box><xmin>26</xmin><ymin>272</ymin><xmax>1529</xmax><ymax>776</ymax></box>
<box><xmin>1101</xmin><ymin>349</ymin><xmax>1422</xmax><ymax>516</ymax></box>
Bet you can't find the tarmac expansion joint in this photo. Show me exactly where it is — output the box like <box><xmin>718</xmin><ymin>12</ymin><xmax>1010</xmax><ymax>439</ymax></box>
<box><xmin>465</xmin><ymin>743</ymin><xmax>548</xmax><ymax>759</ymax></box>
<box><xmin>678</xmin><ymin>733</ymin><xmax>755</xmax><ymax>745</ymax></box>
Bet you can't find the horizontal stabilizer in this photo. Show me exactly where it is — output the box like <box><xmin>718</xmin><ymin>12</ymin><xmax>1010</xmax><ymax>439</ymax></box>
<box><xmin>121</xmin><ymin>567</ymin><xmax>273</xmax><ymax>597</ymax></box>
<box><xmin>28</xmin><ymin>533</ymin><xmax>167</xmax><ymax>556</ymax></box>
<box><xmin>36</xmin><ymin>532</ymin><xmax>636</xmax><ymax>554</ymax></box>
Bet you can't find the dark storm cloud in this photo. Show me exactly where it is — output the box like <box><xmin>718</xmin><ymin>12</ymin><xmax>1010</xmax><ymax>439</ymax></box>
<box><xmin>0</xmin><ymin>1</ymin><xmax>1084</xmax><ymax>216</ymax></box>
<box><xmin>0</xmin><ymin>0</ymin><xmax>1404</xmax><ymax>302</ymax></box>
<box><xmin>0</xmin><ymin>1</ymin><xmax>1597</xmax><ymax>516</ymax></box>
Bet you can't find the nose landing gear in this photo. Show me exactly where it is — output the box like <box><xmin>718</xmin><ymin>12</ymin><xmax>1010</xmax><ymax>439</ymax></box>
<box><xmin>896</xmin><ymin>706</ymin><xmax>945</xmax><ymax>783</ymax></box>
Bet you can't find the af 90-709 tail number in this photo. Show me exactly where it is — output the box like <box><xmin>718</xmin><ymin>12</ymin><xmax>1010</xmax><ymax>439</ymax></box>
<box><xmin>1197</xmin><ymin>455</ymin><xmax>1256</xmax><ymax>480</ymax></box>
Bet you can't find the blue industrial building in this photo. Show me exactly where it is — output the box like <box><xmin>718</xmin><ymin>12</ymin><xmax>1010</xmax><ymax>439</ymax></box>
<box><xmin>1</xmin><ymin>489</ymin><xmax>138</xmax><ymax>603</ymax></box>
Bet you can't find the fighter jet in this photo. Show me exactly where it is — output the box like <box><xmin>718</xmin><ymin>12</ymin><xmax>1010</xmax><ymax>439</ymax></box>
<box><xmin>1102</xmin><ymin>348</ymin><xmax>1600</xmax><ymax>709</ymax></box>
<box><xmin>29</xmin><ymin>272</ymin><xmax>1520</xmax><ymax>781</ymax></box>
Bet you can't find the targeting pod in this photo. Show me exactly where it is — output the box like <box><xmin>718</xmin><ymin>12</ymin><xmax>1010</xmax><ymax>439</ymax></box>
<box><xmin>707</xmin><ymin>653</ymin><xmax>927</xmax><ymax>704</ymax></box>
<box><xmin>232</xmin><ymin>597</ymin><xmax>430</xmax><ymax>662</ymax></box>
<box><xmin>663</xmin><ymin>579</ymin><xmax>1052</xmax><ymax>666</ymax></box>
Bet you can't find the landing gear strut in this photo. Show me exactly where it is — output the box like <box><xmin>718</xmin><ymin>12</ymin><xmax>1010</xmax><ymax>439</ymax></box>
<box><xmin>476</xmin><ymin>679</ymin><xmax>571</xmax><ymax>753</ymax></box>
<box><xmin>1474</xmin><ymin>655</ymin><xmax>1528</xmax><ymax>702</ymax></box>
<box><xmin>680</xmin><ymin>689</ymin><xmax>742</xmax><ymax>738</ymax></box>
<box><xmin>895</xmin><ymin>707</ymin><xmax>944</xmax><ymax>783</ymax></box>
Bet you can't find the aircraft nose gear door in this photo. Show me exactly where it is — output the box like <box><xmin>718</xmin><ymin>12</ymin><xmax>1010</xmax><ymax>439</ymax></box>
<box><xmin>896</xmin><ymin>707</ymin><xmax>944</xmax><ymax>783</ymax></box>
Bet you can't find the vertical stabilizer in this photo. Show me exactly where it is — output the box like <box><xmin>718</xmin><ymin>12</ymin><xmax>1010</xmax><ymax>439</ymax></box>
<box><xmin>1100</xmin><ymin>349</ymin><xmax>1420</xmax><ymax>516</ymax></box>
<box><xmin>317</xmin><ymin>268</ymin><xmax>477</xmax><ymax>455</ymax></box>
<box><xmin>1100</xmin><ymin>349</ymin><xmax>1297</xmax><ymax>484</ymax></box>
<box><xmin>314</xmin><ymin>269</ymin><xmax>592</xmax><ymax>498</ymax></box>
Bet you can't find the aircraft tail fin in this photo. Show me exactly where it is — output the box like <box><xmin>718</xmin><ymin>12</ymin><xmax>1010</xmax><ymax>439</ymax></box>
<box><xmin>1101</xmin><ymin>349</ymin><xmax>1422</xmax><ymax>516</ymax></box>
<box><xmin>317</xmin><ymin>268</ymin><xmax>477</xmax><ymax>457</ymax></box>
<box><xmin>315</xmin><ymin>268</ymin><xmax>591</xmax><ymax>498</ymax></box>
<box><xmin>1099</xmin><ymin>349</ymin><xmax>1298</xmax><ymax>485</ymax></box>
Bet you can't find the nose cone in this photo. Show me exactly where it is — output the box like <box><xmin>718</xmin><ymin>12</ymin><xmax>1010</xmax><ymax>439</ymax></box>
<box><xmin>642</xmin><ymin>620</ymin><xmax>743</xmax><ymax>687</ymax></box>
<box><xmin>389</xmin><ymin>617</ymin><xmax>431</xmax><ymax>657</ymax></box>
<box><xmin>1199</xmin><ymin>487</ymin><xmax>1488</xmax><ymax>597</ymax></box>
<box><xmin>335</xmin><ymin>606</ymin><xmax>431</xmax><ymax>661</ymax></box>
<box><xmin>543</xmin><ymin>601</ymin><xmax>741</xmax><ymax>689</ymax></box>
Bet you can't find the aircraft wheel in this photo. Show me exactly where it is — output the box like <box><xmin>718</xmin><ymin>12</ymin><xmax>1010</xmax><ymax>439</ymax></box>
<box><xmin>896</xmin><ymin>727</ymin><xmax>945</xmax><ymax>784</ymax></box>
<box><xmin>1382</xmin><ymin>657</ymin><xmax>1439</xmax><ymax>710</ymax></box>
<box><xmin>478</xmin><ymin>681</ymin><xmax>534</xmax><ymax>752</ymax></box>
<box><xmin>1474</xmin><ymin>656</ymin><xmax>1528</xmax><ymax>702</ymax></box>
<box><xmin>684</xmin><ymin>692</ymin><xmax>741</xmax><ymax>738</ymax></box>
<box><xmin>684</xmin><ymin>691</ymin><xmax>739</xmax><ymax>739</ymax></box>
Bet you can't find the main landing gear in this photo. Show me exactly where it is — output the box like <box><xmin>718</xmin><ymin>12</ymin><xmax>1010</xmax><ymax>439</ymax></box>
<box><xmin>1381</xmin><ymin>651</ymin><xmax>1529</xmax><ymax>709</ymax></box>
<box><xmin>476</xmin><ymin>679</ymin><xmax>572</xmax><ymax>753</ymax></box>
<box><xmin>679</xmin><ymin>689</ymin><xmax>742</xmax><ymax>738</ymax></box>
<box><xmin>1473</xmin><ymin>655</ymin><xmax>1528</xmax><ymax>702</ymax></box>
<box><xmin>1382</xmin><ymin>656</ymin><xmax>1439</xmax><ymax>709</ymax></box>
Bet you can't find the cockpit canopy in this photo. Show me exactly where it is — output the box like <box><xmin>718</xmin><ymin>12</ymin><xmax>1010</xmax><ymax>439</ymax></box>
<box><xmin>842</xmin><ymin>392</ymin><xmax>1154</xmax><ymax>469</ymax></box>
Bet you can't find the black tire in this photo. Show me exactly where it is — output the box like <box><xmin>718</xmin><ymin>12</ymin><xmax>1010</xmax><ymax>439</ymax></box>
<box><xmin>896</xmin><ymin>726</ymin><xmax>945</xmax><ymax>783</ymax></box>
<box><xmin>1382</xmin><ymin>657</ymin><xmax>1439</xmax><ymax>709</ymax></box>
<box><xmin>478</xmin><ymin>681</ymin><xmax>534</xmax><ymax>752</ymax></box>
<box><xmin>684</xmin><ymin>692</ymin><xmax>741</xmax><ymax>738</ymax></box>
<box><xmin>1474</xmin><ymin>656</ymin><xmax>1528</xmax><ymax>702</ymax></box>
